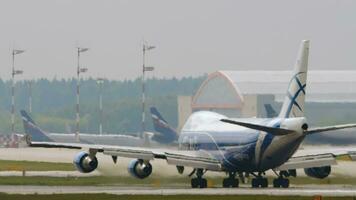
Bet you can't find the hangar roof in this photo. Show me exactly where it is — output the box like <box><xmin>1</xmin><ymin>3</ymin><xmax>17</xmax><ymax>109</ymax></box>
<box><xmin>192</xmin><ymin>70</ymin><xmax>356</xmax><ymax>109</ymax></box>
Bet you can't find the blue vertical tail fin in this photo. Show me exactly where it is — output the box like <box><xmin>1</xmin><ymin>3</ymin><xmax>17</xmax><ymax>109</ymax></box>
<box><xmin>150</xmin><ymin>107</ymin><xmax>178</xmax><ymax>144</ymax></box>
<box><xmin>20</xmin><ymin>110</ymin><xmax>52</xmax><ymax>142</ymax></box>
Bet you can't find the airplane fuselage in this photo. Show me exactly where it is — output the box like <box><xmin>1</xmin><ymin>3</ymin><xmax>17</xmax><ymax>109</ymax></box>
<box><xmin>178</xmin><ymin>111</ymin><xmax>306</xmax><ymax>172</ymax></box>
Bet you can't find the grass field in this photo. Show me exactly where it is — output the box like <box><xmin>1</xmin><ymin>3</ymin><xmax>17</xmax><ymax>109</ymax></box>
<box><xmin>0</xmin><ymin>194</ymin><xmax>355</xmax><ymax>200</ymax></box>
<box><xmin>0</xmin><ymin>160</ymin><xmax>74</xmax><ymax>171</ymax></box>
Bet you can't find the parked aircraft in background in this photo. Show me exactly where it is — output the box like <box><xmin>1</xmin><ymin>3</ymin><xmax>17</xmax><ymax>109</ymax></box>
<box><xmin>21</xmin><ymin>110</ymin><xmax>174</xmax><ymax>146</ymax></box>
<box><xmin>150</xmin><ymin>107</ymin><xmax>178</xmax><ymax>144</ymax></box>
<box><xmin>264</xmin><ymin>104</ymin><xmax>278</xmax><ymax>118</ymax></box>
<box><xmin>30</xmin><ymin>40</ymin><xmax>356</xmax><ymax>188</ymax></box>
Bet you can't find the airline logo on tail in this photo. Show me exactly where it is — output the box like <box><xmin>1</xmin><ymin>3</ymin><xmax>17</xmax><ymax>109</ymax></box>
<box><xmin>279</xmin><ymin>40</ymin><xmax>309</xmax><ymax>118</ymax></box>
<box><xmin>285</xmin><ymin>72</ymin><xmax>307</xmax><ymax>117</ymax></box>
<box><xmin>150</xmin><ymin>107</ymin><xmax>178</xmax><ymax>144</ymax></box>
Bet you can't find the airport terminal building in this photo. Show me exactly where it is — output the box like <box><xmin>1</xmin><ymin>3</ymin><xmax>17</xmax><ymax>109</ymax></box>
<box><xmin>178</xmin><ymin>70</ymin><xmax>356</xmax><ymax>130</ymax></box>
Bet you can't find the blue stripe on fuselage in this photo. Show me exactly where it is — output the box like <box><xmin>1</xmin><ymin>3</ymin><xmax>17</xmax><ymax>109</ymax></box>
<box><xmin>222</xmin><ymin>142</ymin><xmax>257</xmax><ymax>171</ymax></box>
<box><xmin>259</xmin><ymin>121</ymin><xmax>281</xmax><ymax>166</ymax></box>
<box><xmin>261</xmin><ymin>120</ymin><xmax>281</xmax><ymax>153</ymax></box>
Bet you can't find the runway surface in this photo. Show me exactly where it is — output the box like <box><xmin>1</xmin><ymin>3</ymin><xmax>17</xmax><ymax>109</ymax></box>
<box><xmin>1</xmin><ymin>147</ymin><xmax>356</xmax><ymax>178</ymax></box>
<box><xmin>0</xmin><ymin>185</ymin><xmax>356</xmax><ymax>196</ymax></box>
<box><xmin>0</xmin><ymin>171</ymin><xmax>99</xmax><ymax>177</ymax></box>
<box><xmin>1</xmin><ymin>148</ymin><xmax>356</xmax><ymax>197</ymax></box>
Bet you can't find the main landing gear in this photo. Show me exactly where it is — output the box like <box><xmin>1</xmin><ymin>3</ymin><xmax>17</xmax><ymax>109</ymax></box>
<box><xmin>251</xmin><ymin>173</ymin><xmax>268</xmax><ymax>188</ymax></box>
<box><xmin>188</xmin><ymin>169</ymin><xmax>290</xmax><ymax>188</ymax></box>
<box><xmin>272</xmin><ymin>171</ymin><xmax>291</xmax><ymax>188</ymax></box>
<box><xmin>222</xmin><ymin>172</ymin><xmax>239</xmax><ymax>188</ymax></box>
<box><xmin>273</xmin><ymin>177</ymin><xmax>289</xmax><ymax>188</ymax></box>
<box><xmin>250</xmin><ymin>171</ymin><xmax>292</xmax><ymax>188</ymax></box>
<box><xmin>191</xmin><ymin>169</ymin><xmax>207</xmax><ymax>188</ymax></box>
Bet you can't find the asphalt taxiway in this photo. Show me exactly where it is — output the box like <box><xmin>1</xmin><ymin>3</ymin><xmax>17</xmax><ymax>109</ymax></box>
<box><xmin>1</xmin><ymin>148</ymin><xmax>356</xmax><ymax>197</ymax></box>
<box><xmin>0</xmin><ymin>185</ymin><xmax>355</xmax><ymax>196</ymax></box>
<box><xmin>1</xmin><ymin>147</ymin><xmax>356</xmax><ymax>178</ymax></box>
<box><xmin>0</xmin><ymin>171</ymin><xmax>100</xmax><ymax>177</ymax></box>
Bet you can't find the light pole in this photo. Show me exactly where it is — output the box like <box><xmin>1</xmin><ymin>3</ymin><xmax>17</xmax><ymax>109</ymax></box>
<box><xmin>11</xmin><ymin>49</ymin><xmax>25</xmax><ymax>134</ymax></box>
<box><xmin>76</xmin><ymin>47</ymin><xmax>89</xmax><ymax>141</ymax></box>
<box><xmin>141</xmin><ymin>43</ymin><xmax>155</xmax><ymax>138</ymax></box>
<box><xmin>28</xmin><ymin>80</ymin><xmax>32</xmax><ymax>114</ymax></box>
<box><xmin>97</xmin><ymin>78</ymin><xmax>105</xmax><ymax>135</ymax></box>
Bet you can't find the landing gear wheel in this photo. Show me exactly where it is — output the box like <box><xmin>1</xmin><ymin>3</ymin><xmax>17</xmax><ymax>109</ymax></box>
<box><xmin>191</xmin><ymin>178</ymin><xmax>207</xmax><ymax>188</ymax></box>
<box><xmin>251</xmin><ymin>178</ymin><xmax>258</xmax><ymax>188</ymax></box>
<box><xmin>281</xmin><ymin>178</ymin><xmax>289</xmax><ymax>188</ymax></box>
<box><xmin>261</xmin><ymin>178</ymin><xmax>268</xmax><ymax>188</ymax></box>
<box><xmin>273</xmin><ymin>178</ymin><xmax>289</xmax><ymax>188</ymax></box>
<box><xmin>232</xmin><ymin>179</ymin><xmax>239</xmax><ymax>187</ymax></box>
<box><xmin>191</xmin><ymin>178</ymin><xmax>199</xmax><ymax>188</ymax></box>
<box><xmin>223</xmin><ymin>178</ymin><xmax>239</xmax><ymax>188</ymax></box>
<box><xmin>200</xmin><ymin>178</ymin><xmax>207</xmax><ymax>188</ymax></box>
<box><xmin>190</xmin><ymin>169</ymin><xmax>208</xmax><ymax>188</ymax></box>
<box><xmin>251</xmin><ymin>178</ymin><xmax>268</xmax><ymax>188</ymax></box>
<box><xmin>273</xmin><ymin>178</ymin><xmax>280</xmax><ymax>188</ymax></box>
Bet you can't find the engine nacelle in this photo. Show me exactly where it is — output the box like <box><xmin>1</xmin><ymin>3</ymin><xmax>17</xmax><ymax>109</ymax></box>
<box><xmin>73</xmin><ymin>151</ymin><xmax>98</xmax><ymax>173</ymax></box>
<box><xmin>128</xmin><ymin>159</ymin><xmax>152</xmax><ymax>179</ymax></box>
<box><xmin>304</xmin><ymin>166</ymin><xmax>331</xmax><ymax>179</ymax></box>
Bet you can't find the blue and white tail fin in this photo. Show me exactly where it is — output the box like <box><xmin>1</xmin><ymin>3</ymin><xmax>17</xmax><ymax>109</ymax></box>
<box><xmin>20</xmin><ymin>110</ymin><xmax>53</xmax><ymax>142</ymax></box>
<box><xmin>279</xmin><ymin>40</ymin><xmax>310</xmax><ymax>119</ymax></box>
<box><xmin>150</xmin><ymin>107</ymin><xmax>178</xmax><ymax>144</ymax></box>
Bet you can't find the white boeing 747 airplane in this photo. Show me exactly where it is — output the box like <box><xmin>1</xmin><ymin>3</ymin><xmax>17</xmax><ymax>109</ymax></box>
<box><xmin>30</xmin><ymin>40</ymin><xmax>356</xmax><ymax>188</ymax></box>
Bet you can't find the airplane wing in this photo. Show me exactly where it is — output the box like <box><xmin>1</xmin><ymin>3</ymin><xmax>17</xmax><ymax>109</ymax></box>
<box><xmin>30</xmin><ymin>141</ymin><xmax>223</xmax><ymax>171</ymax></box>
<box><xmin>275</xmin><ymin>148</ymin><xmax>356</xmax><ymax>171</ymax></box>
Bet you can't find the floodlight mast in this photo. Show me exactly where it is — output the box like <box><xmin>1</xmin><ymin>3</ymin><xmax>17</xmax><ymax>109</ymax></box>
<box><xmin>28</xmin><ymin>80</ymin><xmax>32</xmax><ymax>114</ymax></box>
<box><xmin>141</xmin><ymin>43</ymin><xmax>155</xmax><ymax>138</ymax></box>
<box><xmin>97</xmin><ymin>78</ymin><xmax>105</xmax><ymax>135</ymax></box>
<box><xmin>11</xmin><ymin>49</ymin><xmax>25</xmax><ymax>135</ymax></box>
<box><xmin>76</xmin><ymin>47</ymin><xmax>89</xmax><ymax>141</ymax></box>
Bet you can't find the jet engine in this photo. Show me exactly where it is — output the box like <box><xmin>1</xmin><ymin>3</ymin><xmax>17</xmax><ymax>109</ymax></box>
<box><xmin>304</xmin><ymin>166</ymin><xmax>331</xmax><ymax>179</ymax></box>
<box><xmin>73</xmin><ymin>151</ymin><xmax>98</xmax><ymax>173</ymax></box>
<box><xmin>128</xmin><ymin>159</ymin><xmax>152</xmax><ymax>179</ymax></box>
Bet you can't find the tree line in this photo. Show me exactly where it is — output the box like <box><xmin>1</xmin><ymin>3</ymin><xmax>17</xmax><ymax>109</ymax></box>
<box><xmin>0</xmin><ymin>76</ymin><xmax>206</xmax><ymax>134</ymax></box>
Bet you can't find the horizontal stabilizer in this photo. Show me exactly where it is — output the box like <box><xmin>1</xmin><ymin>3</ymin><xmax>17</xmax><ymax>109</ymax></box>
<box><xmin>220</xmin><ymin>119</ymin><xmax>294</xmax><ymax>135</ymax></box>
<box><xmin>306</xmin><ymin>123</ymin><xmax>356</xmax><ymax>135</ymax></box>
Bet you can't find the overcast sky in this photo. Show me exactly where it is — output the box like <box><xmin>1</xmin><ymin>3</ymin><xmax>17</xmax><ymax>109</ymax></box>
<box><xmin>0</xmin><ymin>0</ymin><xmax>355</xmax><ymax>80</ymax></box>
